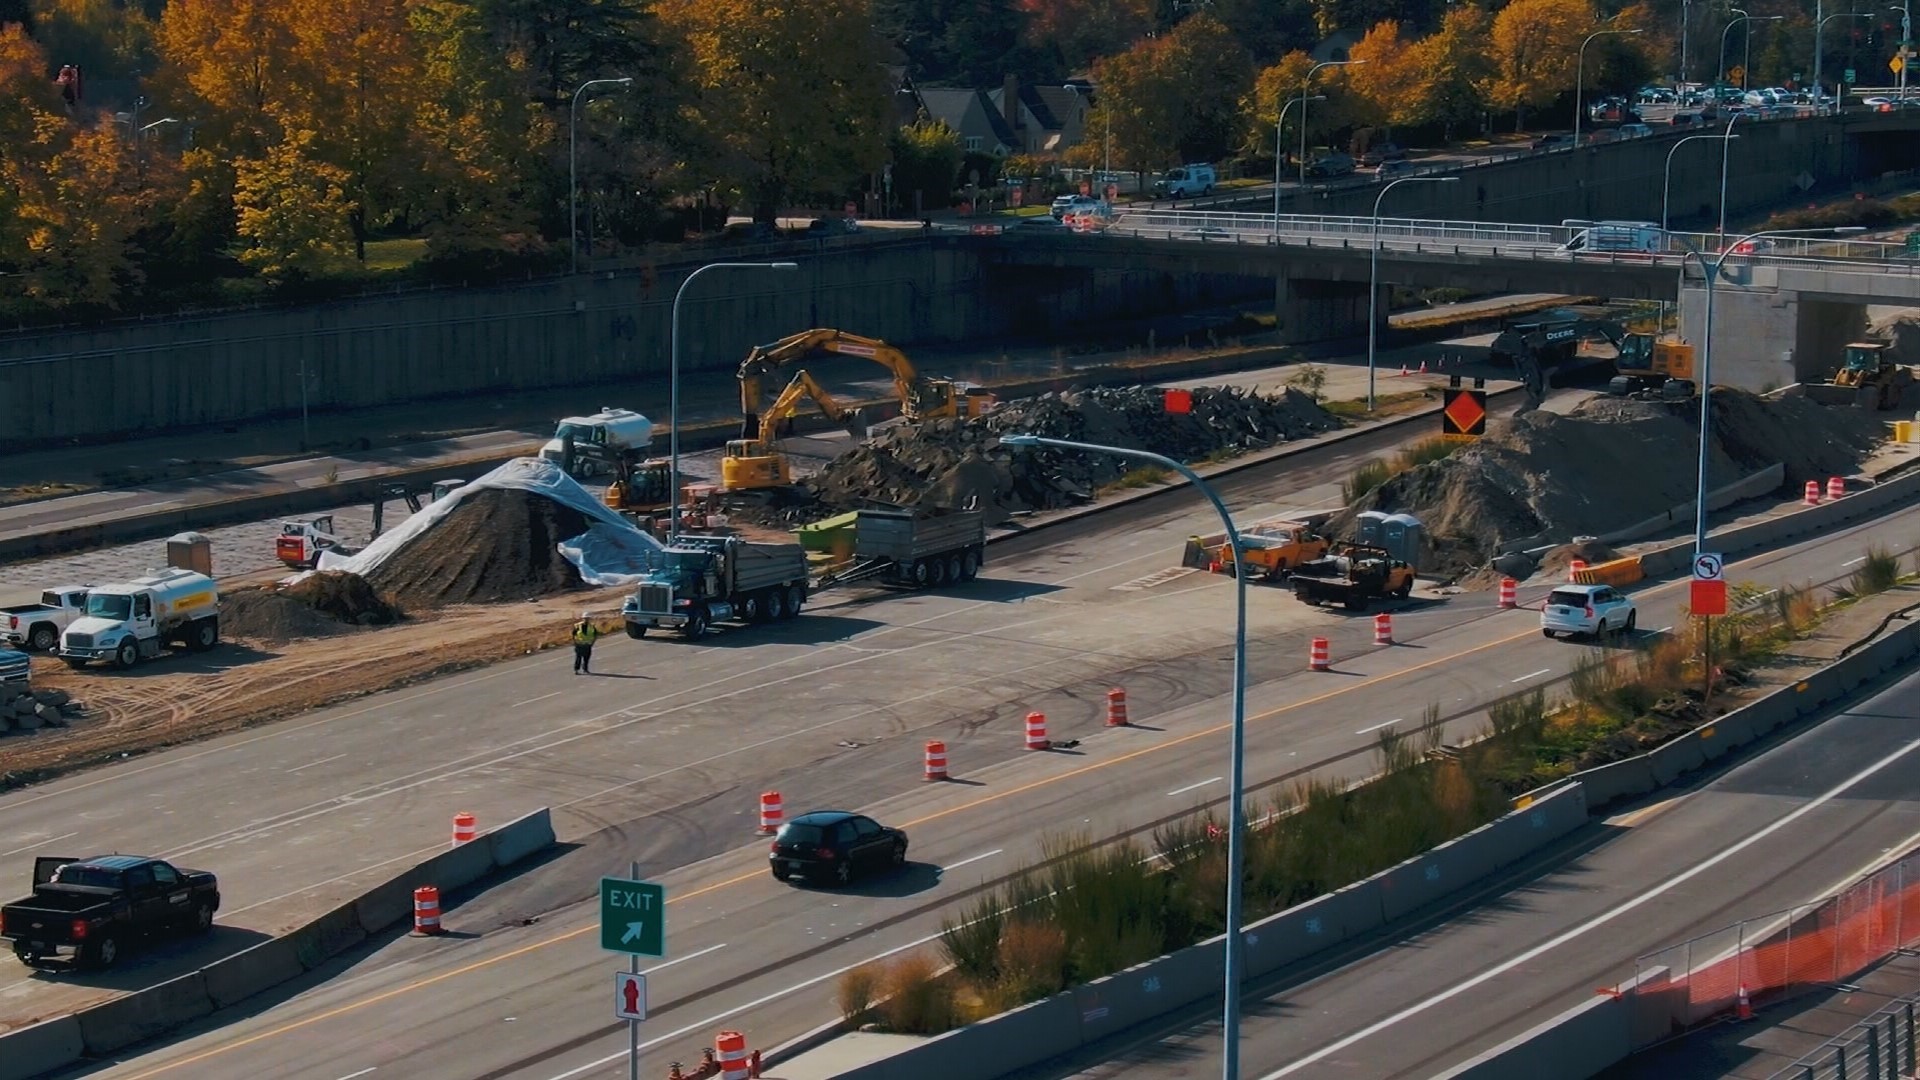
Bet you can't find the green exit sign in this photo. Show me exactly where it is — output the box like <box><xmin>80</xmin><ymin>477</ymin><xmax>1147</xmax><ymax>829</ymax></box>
<box><xmin>599</xmin><ymin>877</ymin><xmax>665</xmax><ymax>956</ymax></box>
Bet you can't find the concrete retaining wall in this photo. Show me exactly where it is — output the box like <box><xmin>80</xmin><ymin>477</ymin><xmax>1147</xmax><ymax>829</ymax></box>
<box><xmin>1600</xmin><ymin>464</ymin><xmax>1785</xmax><ymax>547</ymax></box>
<box><xmin>0</xmin><ymin>237</ymin><xmax>1264</xmax><ymax>447</ymax></box>
<box><xmin>0</xmin><ymin>807</ymin><xmax>556</xmax><ymax>1079</ymax></box>
<box><xmin>1432</xmin><ymin>989</ymin><xmax>1634</xmax><ymax>1080</ymax></box>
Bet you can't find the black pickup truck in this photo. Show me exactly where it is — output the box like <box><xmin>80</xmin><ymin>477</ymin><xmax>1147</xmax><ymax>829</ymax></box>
<box><xmin>1</xmin><ymin>855</ymin><xmax>220</xmax><ymax>969</ymax></box>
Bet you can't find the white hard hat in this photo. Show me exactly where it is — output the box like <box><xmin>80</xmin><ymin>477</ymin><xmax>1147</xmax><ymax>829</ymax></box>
<box><xmin>580</xmin><ymin>611</ymin><xmax>591</xmax><ymax>619</ymax></box>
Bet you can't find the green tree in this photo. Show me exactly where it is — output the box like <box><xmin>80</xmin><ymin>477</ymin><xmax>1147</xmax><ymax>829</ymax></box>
<box><xmin>1201</xmin><ymin>0</ymin><xmax>1318</xmax><ymax>61</ymax></box>
<box><xmin>662</xmin><ymin>0</ymin><xmax>890</xmax><ymax>224</ymax></box>
<box><xmin>873</xmin><ymin>0</ymin><xmax>1030</xmax><ymax>86</ymax></box>
<box><xmin>889</xmin><ymin>119</ymin><xmax>962</xmax><ymax>216</ymax></box>
<box><xmin>473</xmin><ymin>0</ymin><xmax>666</xmax><ymax>102</ymax></box>
<box><xmin>410</xmin><ymin>0</ymin><xmax>547</xmax><ymax>267</ymax></box>
<box><xmin>1093</xmin><ymin>36</ymin><xmax>1182</xmax><ymax>172</ymax></box>
<box><xmin>1158</xmin><ymin>12</ymin><xmax>1253</xmax><ymax>161</ymax></box>
<box><xmin>27</xmin><ymin>0</ymin><xmax>156</xmax><ymax>81</ymax></box>
<box><xmin>232</xmin><ymin>131</ymin><xmax>354</xmax><ymax>280</ymax></box>
<box><xmin>1487</xmin><ymin>0</ymin><xmax>1593</xmax><ymax>129</ymax></box>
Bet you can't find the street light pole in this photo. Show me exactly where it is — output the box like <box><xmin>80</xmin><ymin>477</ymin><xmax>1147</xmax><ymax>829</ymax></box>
<box><xmin>1717</xmin><ymin>112</ymin><xmax>1755</xmax><ymax>240</ymax></box>
<box><xmin>1684</xmin><ymin>224</ymin><xmax>1863</xmax><ymax>556</ymax></box>
<box><xmin>1273</xmin><ymin>95</ymin><xmax>1325</xmax><ymax>231</ymax></box>
<box><xmin>1064</xmin><ymin>84</ymin><xmax>1112</xmax><ymax>187</ymax></box>
<box><xmin>1818</xmin><ymin>13</ymin><xmax>1872</xmax><ymax>109</ymax></box>
<box><xmin>1895</xmin><ymin>2</ymin><xmax>1913</xmax><ymax>102</ymax></box>
<box><xmin>1576</xmin><ymin>27</ymin><xmax>1644</xmax><ymax>148</ymax></box>
<box><xmin>997</xmin><ymin>433</ymin><xmax>1247</xmax><ymax>1080</ymax></box>
<box><xmin>1663</xmin><ymin>131</ymin><xmax>1736</xmax><ymax>231</ymax></box>
<box><xmin>1719</xmin><ymin>13</ymin><xmax>1781</xmax><ymax>93</ymax></box>
<box><xmin>669</xmin><ymin>262</ymin><xmax>798</xmax><ymax>541</ymax></box>
<box><xmin>570</xmin><ymin>76</ymin><xmax>634</xmax><ymax>275</ymax></box>
<box><xmin>1299</xmin><ymin>60</ymin><xmax>1365</xmax><ymax>187</ymax></box>
<box><xmin>1369</xmin><ymin>176</ymin><xmax>1458</xmax><ymax>412</ymax></box>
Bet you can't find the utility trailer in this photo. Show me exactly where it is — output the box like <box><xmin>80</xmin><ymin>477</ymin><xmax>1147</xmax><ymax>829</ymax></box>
<box><xmin>810</xmin><ymin>508</ymin><xmax>987</xmax><ymax>589</ymax></box>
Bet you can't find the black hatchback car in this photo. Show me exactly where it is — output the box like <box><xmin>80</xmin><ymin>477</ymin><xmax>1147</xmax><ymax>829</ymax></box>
<box><xmin>769</xmin><ymin>811</ymin><xmax>908</xmax><ymax>886</ymax></box>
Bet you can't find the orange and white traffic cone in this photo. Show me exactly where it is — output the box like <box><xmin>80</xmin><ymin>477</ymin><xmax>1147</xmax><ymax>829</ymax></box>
<box><xmin>1498</xmin><ymin>577</ymin><xmax>1518</xmax><ymax>609</ymax></box>
<box><xmin>1025</xmin><ymin>711</ymin><xmax>1049</xmax><ymax>750</ymax></box>
<box><xmin>1417</xmin><ymin>359</ymin><xmax>1428</xmax><ymax>374</ymax></box>
<box><xmin>1735</xmin><ymin>983</ymin><xmax>1753</xmax><ymax>1021</ymax></box>
<box><xmin>758</xmin><ymin>791</ymin><xmax>783</xmax><ymax>834</ymax></box>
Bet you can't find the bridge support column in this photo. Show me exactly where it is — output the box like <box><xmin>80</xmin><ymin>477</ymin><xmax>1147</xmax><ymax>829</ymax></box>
<box><xmin>1678</xmin><ymin>281</ymin><xmax>1866</xmax><ymax>391</ymax></box>
<box><xmin>1273</xmin><ymin>277</ymin><xmax>1383</xmax><ymax>345</ymax></box>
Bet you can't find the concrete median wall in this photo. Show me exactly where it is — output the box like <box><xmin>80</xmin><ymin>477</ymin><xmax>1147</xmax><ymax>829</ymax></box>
<box><xmin>1637</xmin><ymin>465</ymin><xmax>1920</xmax><ymax>580</ymax></box>
<box><xmin>821</xmin><ymin>786</ymin><xmax>1591</xmax><ymax>1080</ymax></box>
<box><xmin>73</xmin><ymin>971</ymin><xmax>214</xmax><ymax>1056</ymax></box>
<box><xmin>1431</xmin><ymin>989</ymin><xmax>1634</xmax><ymax>1080</ymax></box>
<box><xmin>0</xmin><ymin>808</ymin><xmax>555</xmax><ymax>1079</ymax></box>
<box><xmin>0</xmin><ymin>1019</ymin><xmax>83</xmax><ymax>1080</ymax></box>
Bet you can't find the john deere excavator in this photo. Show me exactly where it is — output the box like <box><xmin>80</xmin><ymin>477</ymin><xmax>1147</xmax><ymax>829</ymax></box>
<box><xmin>1606</xmin><ymin>333</ymin><xmax>1697</xmax><ymax>400</ymax></box>
<box><xmin>723</xmin><ymin>329</ymin><xmax>996</xmax><ymax>492</ymax></box>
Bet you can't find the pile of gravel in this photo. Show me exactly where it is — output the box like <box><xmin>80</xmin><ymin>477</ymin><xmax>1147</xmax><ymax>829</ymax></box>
<box><xmin>221</xmin><ymin>573</ymin><xmax>403</xmax><ymax>644</ymax></box>
<box><xmin>363</xmin><ymin>488</ymin><xmax>591</xmax><ymax>608</ymax></box>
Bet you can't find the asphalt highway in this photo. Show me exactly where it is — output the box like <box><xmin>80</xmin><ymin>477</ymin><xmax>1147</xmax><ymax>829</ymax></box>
<box><xmin>1020</xmin><ymin>622</ymin><xmax>1920</xmax><ymax>1080</ymax></box>
<box><xmin>40</xmin><ymin>463</ymin><xmax>1920</xmax><ymax>1077</ymax></box>
<box><xmin>0</xmin><ymin>394</ymin><xmax>1501</xmax><ymax>1031</ymax></box>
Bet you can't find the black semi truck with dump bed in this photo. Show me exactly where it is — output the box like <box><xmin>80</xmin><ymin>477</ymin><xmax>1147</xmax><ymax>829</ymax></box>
<box><xmin>2</xmin><ymin>854</ymin><xmax>220</xmax><ymax>969</ymax></box>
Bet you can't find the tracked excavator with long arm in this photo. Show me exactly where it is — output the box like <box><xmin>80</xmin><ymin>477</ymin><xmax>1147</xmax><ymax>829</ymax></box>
<box><xmin>722</xmin><ymin>329</ymin><xmax>995</xmax><ymax>492</ymax></box>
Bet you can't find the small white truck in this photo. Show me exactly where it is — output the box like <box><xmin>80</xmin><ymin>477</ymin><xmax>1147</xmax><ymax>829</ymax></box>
<box><xmin>59</xmin><ymin>569</ymin><xmax>221</xmax><ymax>670</ymax></box>
<box><xmin>540</xmin><ymin>407</ymin><xmax>654</xmax><ymax>478</ymax></box>
<box><xmin>2</xmin><ymin>586</ymin><xmax>90</xmax><ymax>652</ymax></box>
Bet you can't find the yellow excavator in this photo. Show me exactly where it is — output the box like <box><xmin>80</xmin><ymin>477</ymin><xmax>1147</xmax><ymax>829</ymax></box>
<box><xmin>723</xmin><ymin>329</ymin><xmax>996</xmax><ymax>491</ymax></box>
<box><xmin>721</xmin><ymin>369</ymin><xmax>873</xmax><ymax>491</ymax></box>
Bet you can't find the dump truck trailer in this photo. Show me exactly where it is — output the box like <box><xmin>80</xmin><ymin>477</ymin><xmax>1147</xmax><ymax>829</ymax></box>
<box><xmin>817</xmin><ymin>508</ymin><xmax>987</xmax><ymax>588</ymax></box>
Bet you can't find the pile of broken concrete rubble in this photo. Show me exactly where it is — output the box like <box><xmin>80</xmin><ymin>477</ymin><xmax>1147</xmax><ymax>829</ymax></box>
<box><xmin>797</xmin><ymin>385</ymin><xmax>1339</xmax><ymax>523</ymax></box>
<box><xmin>0</xmin><ymin>685</ymin><xmax>79</xmax><ymax>735</ymax></box>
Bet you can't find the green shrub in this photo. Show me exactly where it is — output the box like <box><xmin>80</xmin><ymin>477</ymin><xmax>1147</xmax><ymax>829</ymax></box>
<box><xmin>1344</xmin><ymin>459</ymin><xmax>1392</xmax><ymax>504</ymax></box>
<box><xmin>1850</xmin><ymin>545</ymin><xmax>1901</xmax><ymax>597</ymax></box>
<box><xmin>940</xmin><ymin>893</ymin><xmax>1005</xmax><ymax>983</ymax></box>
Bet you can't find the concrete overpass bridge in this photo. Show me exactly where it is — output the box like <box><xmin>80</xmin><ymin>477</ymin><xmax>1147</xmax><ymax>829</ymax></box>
<box><xmin>972</xmin><ymin>211</ymin><xmax>1920</xmax><ymax>390</ymax></box>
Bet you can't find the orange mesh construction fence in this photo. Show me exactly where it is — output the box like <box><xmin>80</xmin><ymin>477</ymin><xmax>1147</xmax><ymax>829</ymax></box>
<box><xmin>1627</xmin><ymin>852</ymin><xmax>1920</xmax><ymax>1047</ymax></box>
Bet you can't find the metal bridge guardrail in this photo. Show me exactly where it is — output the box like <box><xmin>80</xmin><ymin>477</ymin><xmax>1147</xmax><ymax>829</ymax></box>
<box><xmin>1627</xmin><ymin>846</ymin><xmax>1920</xmax><ymax>1053</ymax></box>
<box><xmin>1772</xmin><ymin>996</ymin><xmax>1920</xmax><ymax>1080</ymax></box>
<box><xmin>1089</xmin><ymin>209</ymin><xmax>1920</xmax><ymax>276</ymax></box>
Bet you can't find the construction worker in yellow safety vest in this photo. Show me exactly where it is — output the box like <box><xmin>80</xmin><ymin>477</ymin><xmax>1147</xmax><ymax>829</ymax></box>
<box><xmin>572</xmin><ymin>612</ymin><xmax>603</xmax><ymax>675</ymax></box>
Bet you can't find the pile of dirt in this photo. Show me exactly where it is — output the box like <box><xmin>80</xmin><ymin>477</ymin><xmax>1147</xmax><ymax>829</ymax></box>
<box><xmin>789</xmin><ymin>385</ymin><xmax>1339</xmax><ymax>524</ymax></box>
<box><xmin>221</xmin><ymin>573</ymin><xmax>402</xmax><ymax>644</ymax></box>
<box><xmin>364</xmin><ymin>488</ymin><xmax>590</xmax><ymax>608</ymax></box>
<box><xmin>1334</xmin><ymin>389</ymin><xmax>1885</xmax><ymax>577</ymax></box>
<box><xmin>287</xmin><ymin>572</ymin><xmax>402</xmax><ymax>625</ymax></box>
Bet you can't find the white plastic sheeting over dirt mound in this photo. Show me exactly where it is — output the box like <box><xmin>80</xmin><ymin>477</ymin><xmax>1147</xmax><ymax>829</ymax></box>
<box><xmin>316</xmin><ymin>458</ymin><xmax>666</xmax><ymax>599</ymax></box>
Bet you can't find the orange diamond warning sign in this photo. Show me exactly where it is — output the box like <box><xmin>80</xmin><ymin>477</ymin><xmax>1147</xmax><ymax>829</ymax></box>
<box><xmin>1442</xmin><ymin>387</ymin><xmax>1487</xmax><ymax>441</ymax></box>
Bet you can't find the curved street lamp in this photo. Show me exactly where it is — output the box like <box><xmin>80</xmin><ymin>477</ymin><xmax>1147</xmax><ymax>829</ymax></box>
<box><xmin>1815</xmin><ymin>12</ymin><xmax>1873</xmax><ymax>110</ymax></box>
<box><xmin>999</xmin><ymin>432</ymin><xmax>1249</xmax><ymax>1080</ymax></box>
<box><xmin>570</xmin><ymin>77</ymin><xmax>635</xmax><ymax>274</ymax></box>
<box><xmin>1368</xmin><ymin>176</ymin><xmax>1459</xmax><ymax>411</ymax></box>
<box><xmin>1273</xmin><ymin>95</ymin><xmax>1325</xmax><ymax>229</ymax></box>
<box><xmin>1575</xmin><ymin>28</ymin><xmax>1644</xmax><ymax>149</ymax></box>
<box><xmin>668</xmin><ymin>262</ymin><xmax>799</xmax><ymax>539</ymax></box>
<box><xmin>1663</xmin><ymin>131</ymin><xmax>1737</xmax><ymax>232</ymax></box>
<box><xmin>1299</xmin><ymin>60</ymin><xmax>1365</xmax><ymax>186</ymax></box>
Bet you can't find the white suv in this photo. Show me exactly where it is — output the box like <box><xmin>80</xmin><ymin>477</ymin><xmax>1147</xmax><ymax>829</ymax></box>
<box><xmin>1540</xmin><ymin>584</ymin><xmax>1637</xmax><ymax>639</ymax></box>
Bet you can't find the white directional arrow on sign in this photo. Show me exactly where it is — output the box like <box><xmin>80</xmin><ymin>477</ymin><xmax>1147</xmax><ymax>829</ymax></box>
<box><xmin>621</xmin><ymin>922</ymin><xmax>646</xmax><ymax>945</ymax></box>
<box><xmin>1693</xmin><ymin>554</ymin><xmax>1724</xmax><ymax>582</ymax></box>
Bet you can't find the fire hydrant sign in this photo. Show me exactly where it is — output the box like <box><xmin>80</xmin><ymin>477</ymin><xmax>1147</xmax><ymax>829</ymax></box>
<box><xmin>599</xmin><ymin>877</ymin><xmax>665</xmax><ymax>956</ymax></box>
<box><xmin>614</xmin><ymin>972</ymin><xmax>648</xmax><ymax>1021</ymax></box>
<box><xmin>1691</xmin><ymin>552</ymin><xmax>1727</xmax><ymax>616</ymax></box>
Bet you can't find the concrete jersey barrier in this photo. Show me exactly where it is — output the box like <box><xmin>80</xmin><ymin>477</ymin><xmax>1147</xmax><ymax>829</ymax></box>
<box><xmin>795</xmin><ymin>784</ymin><xmax>1589</xmax><ymax>1080</ymax></box>
<box><xmin>0</xmin><ymin>807</ymin><xmax>557</xmax><ymax>1079</ymax></box>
